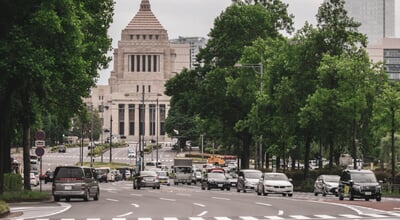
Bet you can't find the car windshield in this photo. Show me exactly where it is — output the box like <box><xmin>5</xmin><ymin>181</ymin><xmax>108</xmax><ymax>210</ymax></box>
<box><xmin>351</xmin><ymin>173</ymin><xmax>377</xmax><ymax>183</ymax></box>
<box><xmin>55</xmin><ymin>167</ymin><xmax>83</xmax><ymax>178</ymax></box>
<box><xmin>324</xmin><ymin>175</ymin><xmax>340</xmax><ymax>182</ymax></box>
<box><xmin>264</xmin><ymin>173</ymin><xmax>288</xmax><ymax>181</ymax></box>
<box><xmin>156</xmin><ymin>171</ymin><xmax>167</xmax><ymax>177</ymax></box>
<box><xmin>244</xmin><ymin>172</ymin><xmax>262</xmax><ymax>179</ymax></box>
<box><xmin>175</xmin><ymin>167</ymin><xmax>192</xmax><ymax>173</ymax></box>
<box><xmin>140</xmin><ymin>171</ymin><xmax>157</xmax><ymax>177</ymax></box>
<box><xmin>208</xmin><ymin>173</ymin><xmax>225</xmax><ymax>179</ymax></box>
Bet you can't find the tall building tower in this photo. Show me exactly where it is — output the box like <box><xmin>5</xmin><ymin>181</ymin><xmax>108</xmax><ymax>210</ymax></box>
<box><xmin>85</xmin><ymin>0</ymin><xmax>190</xmax><ymax>148</ymax></box>
<box><xmin>344</xmin><ymin>0</ymin><xmax>395</xmax><ymax>44</ymax></box>
<box><xmin>170</xmin><ymin>37</ymin><xmax>207</xmax><ymax>69</ymax></box>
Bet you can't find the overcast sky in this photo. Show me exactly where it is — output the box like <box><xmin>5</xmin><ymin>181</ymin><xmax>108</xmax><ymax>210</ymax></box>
<box><xmin>97</xmin><ymin>0</ymin><xmax>399</xmax><ymax>85</ymax></box>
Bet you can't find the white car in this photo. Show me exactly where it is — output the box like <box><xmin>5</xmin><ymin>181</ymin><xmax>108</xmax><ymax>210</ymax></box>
<box><xmin>30</xmin><ymin>172</ymin><xmax>39</xmax><ymax>186</ymax></box>
<box><xmin>256</xmin><ymin>172</ymin><xmax>293</xmax><ymax>197</ymax></box>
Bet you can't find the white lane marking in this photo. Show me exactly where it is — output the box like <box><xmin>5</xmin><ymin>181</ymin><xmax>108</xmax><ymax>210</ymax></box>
<box><xmin>176</xmin><ymin>193</ymin><xmax>191</xmax><ymax>196</ymax></box>
<box><xmin>131</xmin><ymin>203</ymin><xmax>140</xmax><ymax>208</ymax></box>
<box><xmin>255</xmin><ymin>202</ymin><xmax>272</xmax><ymax>206</ymax></box>
<box><xmin>106</xmin><ymin>198</ymin><xmax>119</xmax><ymax>202</ymax></box>
<box><xmin>212</xmin><ymin>197</ymin><xmax>230</xmax><ymax>200</ymax></box>
<box><xmin>160</xmin><ymin>197</ymin><xmax>176</xmax><ymax>201</ymax></box>
<box><xmin>197</xmin><ymin>211</ymin><xmax>208</xmax><ymax>216</ymax></box>
<box><xmin>9</xmin><ymin>202</ymin><xmax>71</xmax><ymax>220</ymax></box>
<box><xmin>164</xmin><ymin>218</ymin><xmax>179</xmax><ymax>220</ymax></box>
<box><xmin>339</xmin><ymin>214</ymin><xmax>362</xmax><ymax>218</ymax></box>
<box><xmin>264</xmin><ymin>216</ymin><xmax>284</xmax><ymax>220</ymax></box>
<box><xmin>314</xmin><ymin>215</ymin><xmax>335</xmax><ymax>219</ymax></box>
<box><xmin>190</xmin><ymin>217</ymin><xmax>205</xmax><ymax>220</ymax></box>
<box><xmin>278</xmin><ymin>210</ymin><xmax>284</xmax><ymax>215</ymax></box>
<box><xmin>193</xmin><ymin>203</ymin><xmax>206</xmax><ymax>207</ymax></box>
<box><xmin>215</xmin><ymin>217</ymin><xmax>232</xmax><ymax>220</ymax></box>
<box><xmin>112</xmin><ymin>218</ymin><xmax>127</xmax><ymax>220</ymax></box>
<box><xmin>130</xmin><ymin>193</ymin><xmax>143</xmax><ymax>196</ymax></box>
<box><xmin>137</xmin><ymin>218</ymin><xmax>152</xmax><ymax>220</ymax></box>
<box><xmin>290</xmin><ymin>215</ymin><xmax>311</xmax><ymax>219</ymax></box>
<box><xmin>117</xmin><ymin>212</ymin><xmax>133</xmax><ymax>217</ymax></box>
<box><xmin>240</xmin><ymin>217</ymin><xmax>258</xmax><ymax>220</ymax></box>
<box><xmin>87</xmin><ymin>218</ymin><xmax>101</xmax><ymax>220</ymax></box>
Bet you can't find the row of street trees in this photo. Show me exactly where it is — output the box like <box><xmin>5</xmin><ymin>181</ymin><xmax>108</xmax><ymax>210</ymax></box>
<box><xmin>164</xmin><ymin>0</ymin><xmax>399</xmax><ymax>180</ymax></box>
<box><xmin>0</xmin><ymin>0</ymin><xmax>114</xmax><ymax>194</ymax></box>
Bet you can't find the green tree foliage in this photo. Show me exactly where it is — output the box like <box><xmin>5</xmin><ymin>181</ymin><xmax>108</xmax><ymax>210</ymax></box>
<box><xmin>0</xmin><ymin>0</ymin><xmax>114</xmax><ymax>194</ymax></box>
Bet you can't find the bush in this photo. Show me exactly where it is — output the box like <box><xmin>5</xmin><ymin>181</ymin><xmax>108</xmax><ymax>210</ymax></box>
<box><xmin>0</xmin><ymin>200</ymin><xmax>9</xmax><ymax>217</ymax></box>
<box><xmin>0</xmin><ymin>190</ymin><xmax>50</xmax><ymax>202</ymax></box>
<box><xmin>3</xmin><ymin>173</ymin><xmax>22</xmax><ymax>192</ymax></box>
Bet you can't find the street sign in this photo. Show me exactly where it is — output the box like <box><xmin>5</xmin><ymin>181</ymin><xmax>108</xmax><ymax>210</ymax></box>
<box><xmin>35</xmin><ymin>130</ymin><xmax>46</xmax><ymax>140</ymax></box>
<box><xmin>35</xmin><ymin>147</ymin><xmax>45</xmax><ymax>157</ymax></box>
<box><xmin>35</xmin><ymin>140</ymin><xmax>45</xmax><ymax>147</ymax></box>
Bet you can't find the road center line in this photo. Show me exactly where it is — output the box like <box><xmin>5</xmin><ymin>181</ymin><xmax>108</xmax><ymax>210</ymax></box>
<box><xmin>117</xmin><ymin>212</ymin><xmax>133</xmax><ymax>217</ymax></box>
<box><xmin>130</xmin><ymin>193</ymin><xmax>143</xmax><ymax>197</ymax></box>
<box><xmin>193</xmin><ymin>203</ymin><xmax>206</xmax><ymax>207</ymax></box>
<box><xmin>198</xmin><ymin>211</ymin><xmax>208</xmax><ymax>216</ymax></box>
<box><xmin>256</xmin><ymin>202</ymin><xmax>272</xmax><ymax>206</ymax></box>
<box><xmin>131</xmin><ymin>203</ymin><xmax>140</xmax><ymax>208</ymax></box>
<box><xmin>212</xmin><ymin>197</ymin><xmax>230</xmax><ymax>201</ymax></box>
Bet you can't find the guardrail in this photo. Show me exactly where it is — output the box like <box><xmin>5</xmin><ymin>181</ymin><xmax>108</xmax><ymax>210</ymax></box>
<box><xmin>381</xmin><ymin>183</ymin><xmax>400</xmax><ymax>194</ymax></box>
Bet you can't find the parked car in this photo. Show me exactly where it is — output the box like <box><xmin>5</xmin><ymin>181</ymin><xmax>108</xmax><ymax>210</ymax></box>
<box><xmin>133</xmin><ymin>170</ymin><xmax>160</xmax><ymax>189</ymax></box>
<box><xmin>256</xmin><ymin>172</ymin><xmax>293</xmax><ymax>197</ymax></box>
<box><xmin>52</xmin><ymin>166</ymin><xmax>99</xmax><ymax>202</ymax></box>
<box><xmin>338</xmin><ymin>169</ymin><xmax>382</xmax><ymax>201</ymax></box>
<box><xmin>30</xmin><ymin>172</ymin><xmax>39</xmax><ymax>186</ymax></box>
<box><xmin>156</xmin><ymin>170</ymin><xmax>170</xmax><ymax>186</ymax></box>
<box><xmin>58</xmin><ymin>145</ymin><xmax>66</xmax><ymax>153</ymax></box>
<box><xmin>314</xmin><ymin>174</ymin><xmax>340</xmax><ymax>196</ymax></box>
<box><xmin>236</xmin><ymin>169</ymin><xmax>262</xmax><ymax>193</ymax></box>
<box><xmin>201</xmin><ymin>172</ymin><xmax>230</xmax><ymax>191</ymax></box>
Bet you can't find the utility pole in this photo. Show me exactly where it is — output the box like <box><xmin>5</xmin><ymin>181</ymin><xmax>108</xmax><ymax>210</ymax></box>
<box><xmin>109</xmin><ymin>116</ymin><xmax>112</xmax><ymax>163</ymax></box>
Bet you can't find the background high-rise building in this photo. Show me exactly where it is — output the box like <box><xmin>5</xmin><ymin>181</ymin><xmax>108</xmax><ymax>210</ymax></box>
<box><xmin>344</xmin><ymin>0</ymin><xmax>395</xmax><ymax>44</ymax></box>
<box><xmin>170</xmin><ymin>37</ymin><xmax>207</xmax><ymax>69</ymax></box>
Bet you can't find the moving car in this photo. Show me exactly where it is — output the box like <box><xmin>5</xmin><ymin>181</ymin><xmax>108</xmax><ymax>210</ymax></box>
<box><xmin>156</xmin><ymin>170</ymin><xmax>170</xmax><ymax>186</ymax></box>
<box><xmin>338</xmin><ymin>169</ymin><xmax>382</xmax><ymax>201</ymax></box>
<box><xmin>314</xmin><ymin>174</ymin><xmax>340</xmax><ymax>196</ymax></box>
<box><xmin>256</xmin><ymin>172</ymin><xmax>293</xmax><ymax>197</ymax></box>
<box><xmin>58</xmin><ymin>145</ymin><xmax>66</xmax><ymax>153</ymax></box>
<box><xmin>201</xmin><ymin>172</ymin><xmax>230</xmax><ymax>191</ymax></box>
<box><xmin>52</xmin><ymin>166</ymin><xmax>99</xmax><ymax>202</ymax></box>
<box><xmin>236</xmin><ymin>169</ymin><xmax>262</xmax><ymax>193</ymax></box>
<box><xmin>226</xmin><ymin>172</ymin><xmax>238</xmax><ymax>187</ymax></box>
<box><xmin>133</xmin><ymin>170</ymin><xmax>160</xmax><ymax>189</ymax></box>
<box><xmin>191</xmin><ymin>170</ymin><xmax>202</xmax><ymax>184</ymax></box>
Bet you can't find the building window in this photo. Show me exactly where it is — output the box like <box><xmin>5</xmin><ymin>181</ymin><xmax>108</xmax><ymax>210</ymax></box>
<box><xmin>148</xmin><ymin>55</ymin><xmax>152</xmax><ymax>72</ymax></box>
<box><xmin>160</xmin><ymin>104</ymin><xmax>166</xmax><ymax>135</ymax></box>
<box><xmin>149</xmin><ymin>104</ymin><xmax>155</xmax><ymax>136</ymax></box>
<box><xmin>153</xmin><ymin>55</ymin><xmax>158</xmax><ymax>72</ymax></box>
<box><xmin>139</xmin><ymin>104</ymin><xmax>145</xmax><ymax>135</ymax></box>
<box><xmin>155</xmin><ymin>35</ymin><xmax>159</xmax><ymax>40</ymax></box>
<box><xmin>143</xmin><ymin>35</ymin><xmax>146</xmax><ymax>40</ymax></box>
<box><xmin>149</xmin><ymin>35</ymin><xmax>153</xmax><ymax>40</ymax></box>
<box><xmin>118</xmin><ymin>104</ymin><xmax>125</xmax><ymax>136</ymax></box>
<box><xmin>129</xmin><ymin>104</ymin><xmax>135</xmax><ymax>135</ymax></box>
<box><xmin>148</xmin><ymin>85</ymin><xmax>151</xmax><ymax>93</ymax></box>
<box><xmin>137</xmin><ymin>85</ymin><xmax>139</xmax><ymax>92</ymax></box>
<box><xmin>130</xmin><ymin>55</ymin><xmax>135</xmax><ymax>72</ymax></box>
<box><xmin>136</xmin><ymin>55</ymin><xmax>141</xmax><ymax>72</ymax></box>
<box><xmin>130</xmin><ymin>35</ymin><xmax>133</xmax><ymax>40</ymax></box>
<box><xmin>136</xmin><ymin>35</ymin><xmax>140</xmax><ymax>40</ymax></box>
<box><xmin>142</xmin><ymin>55</ymin><xmax>146</xmax><ymax>72</ymax></box>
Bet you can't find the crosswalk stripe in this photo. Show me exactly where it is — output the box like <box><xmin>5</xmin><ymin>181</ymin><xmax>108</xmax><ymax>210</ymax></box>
<box><xmin>189</xmin><ymin>218</ymin><xmax>204</xmax><ymax>220</ymax></box>
<box><xmin>290</xmin><ymin>215</ymin><xmax>311</xmax><ymax>219</ymax></box>
<box><xmin>239</xmin><ymin>217</ymin><xmax>258</xmax><ymax>220</ymax></box>
<box><xmin>264</xmin><ymin>216</ymin><xmax>285</xmax><ymax>220</ymax></box>
<box><xmin>164</xmin><ymin>218</ymin><xmax>179</xmax><ymax>220</ymax></box>
<box><xmin>339</xmin><ymin>214</ymin><xmax>362</xmax><ymax>218</ymax></box>
<box><xmin>214</xmin><ymin>217</ymin><xmax>232</xmax><ymax>220</ymax></box>
<box><xmin>314</xmin><ymin>215</ymin><xmax>335</xmax><ymax>219</ymax></box>
<box><xmin>362</xmin><ymin>213</ymin><xmax>389</xmax><ymax>218</ymax></box>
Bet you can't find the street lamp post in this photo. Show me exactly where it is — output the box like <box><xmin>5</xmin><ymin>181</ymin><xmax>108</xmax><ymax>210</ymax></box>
<box><xmin>234</xmin><ymin>63</ymin><xmax>264</xmax><ymax>168</ymax></box>
<box><xmin>109</xmin><ymin>116</ymin><xmax>112</xmax><ymax>163</ymax></box>
<box><xmin>156</xmin><ymin>93</ymin><xmax>162</xmax><ymax>165</ymax></box>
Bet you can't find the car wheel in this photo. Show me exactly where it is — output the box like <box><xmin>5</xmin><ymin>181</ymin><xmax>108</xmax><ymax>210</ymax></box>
<box><xmin>263</xmin><ymin>192</ymin><xmax>268</xmax><ymax>196</ymax></box>
<box><xmin>257</xmin><ymin>189</ymin><xmax>261</xmax><ymax>196</ymax></box>
<box><xmin>365</xmin><ymin>197</ymin><xmax>370</xmax><ymax>201</ymax></box>
<box><xmin>339</xmin><ymin>192</ymin><xmax>344</xmax><ymax>200</ymax></box>
<box><xmin>314</xmin><ymin>192</ymin><xmax>318</xmax><ymax>196</ymax></box>
<box><xmin>243</xmin><ymin>189</ymin><xmax>247</xmax><ymax>193</ymax></box>
<box><xmin>152</xmin><ymin>186</ymin><xmax>156</xmax><ymax>189</ymax></box>
<box><xmin>288</xmin><ymin>193</ymin><xmax>293</xmax><ymax>197</ymax></box>
<box><xmin>84</xmin><ymin>189</ymin><xmax>90</xmax><ymax>201</ymax></box>
<box><xmin>54</xmin><ymin>196</ymin><xmax>60</xmax><ymax>202</ymax></box>
<box><xmin>94</xmin><ymin>189</ymin><xmax>99</xmax><ymax>201</ymax></box>
<box><xmin>66</xmin><ymin>197</ymin><xmax>70</xmax><ymax>202</ymax></box>
<box><xmin>282</xmin><ymin>193</ymin><xmax>287</xmax><ymax>197</ymax></box>
<box><xmin>236</xmin><ymin>187</ymin><xmax>240</xmax><ymax>192</ymax></box>
<box><xmin>157</xmin><ymin>186</ymin><xmax>160</xmax><ymax>189</ymax></box>
<box><xmin>207</xmin><ymin>186</ymin><xmax>211</xmax><ymax>190</ymax></box>
<box><xmin>227</xmin><ymin>187</ymin><xmax>231</xmax><ymax>191</ymax></box>
<box><xmin>376</xmin><ymin>194</ymin><xmax>382</xmax><ymax>202</ymax></box>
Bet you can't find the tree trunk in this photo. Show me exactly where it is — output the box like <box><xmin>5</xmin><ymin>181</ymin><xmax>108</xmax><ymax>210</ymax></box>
<box><xmin>391</xmin><ymin>107</ymin><xmax>395</xmax><ymax>182</ymax></box>
<box><xmin>23</xmin><ymin>124</ymin><xmax>31</xmax><ymax>191</ymax></box>
<box><xmin>304</xmin><ymin>135</ymin><xmax>311</xmax><ymax>178</ymax></box>
<box><xmin>240</xmin><ymin>133</ymin><xmax>251</xmax><ymax>169</ymax></box>
<box><xmin>0</xmin><ymin>91</ymin><xmax>14</xmax><ymax>195</ymax></box>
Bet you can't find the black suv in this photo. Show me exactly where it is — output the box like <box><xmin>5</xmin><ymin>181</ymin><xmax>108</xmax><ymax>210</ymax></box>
<box><xmin>338</xmin><ymin>169</ymin><xmax>382</xmax><ymax>202</ymax></box>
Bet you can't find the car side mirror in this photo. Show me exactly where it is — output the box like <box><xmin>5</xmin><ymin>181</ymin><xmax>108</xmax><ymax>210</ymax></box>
<box><xmin>288</xmin><ymin>178</ymin><xmax>293</xmax><ymax>182</ymax></box>
<box><xmin>349</xmin><ymin>180</ymin><xmax>354</xmax><ymax>186</ymax></box>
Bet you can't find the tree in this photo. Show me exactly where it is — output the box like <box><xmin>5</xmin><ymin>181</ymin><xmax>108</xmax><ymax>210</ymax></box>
<box><xmin>0</xmin><ymin>0</ymin><xmax>113</xmax><ymax>194</ymax></box>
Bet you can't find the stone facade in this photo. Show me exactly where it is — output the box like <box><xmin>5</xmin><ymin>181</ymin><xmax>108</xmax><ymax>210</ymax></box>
<box><xmin>85</xmin><ymin>0</ymin><xmax>190</xmax><ymax>145</ymax></box>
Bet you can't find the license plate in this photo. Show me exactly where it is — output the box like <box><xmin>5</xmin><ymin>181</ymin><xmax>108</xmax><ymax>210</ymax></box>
<box><xmin>218</xmin><ymin>184</ymin><xmax>223</xmax><ymax>187</ymax></box>
<box><xmin>365</xmin><ymin>191</ymin><xmax>372</xmax><ymax>195</ymax></box>
<box><xmin>64</xmin><ymin>185</ymin><xmax>72</xmax><ymax>190</ymax></box>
